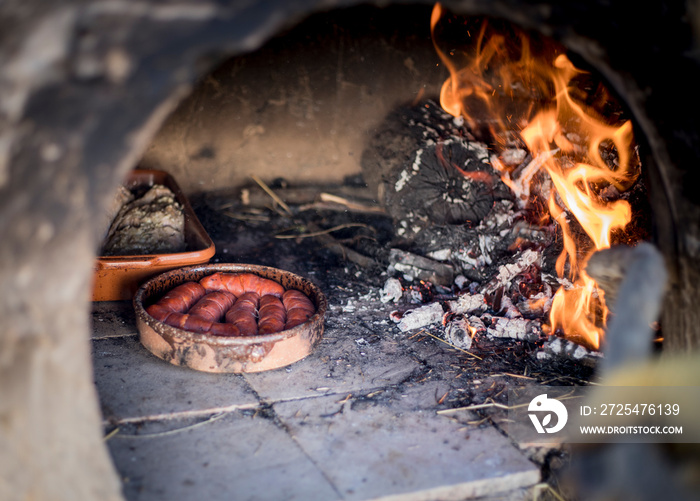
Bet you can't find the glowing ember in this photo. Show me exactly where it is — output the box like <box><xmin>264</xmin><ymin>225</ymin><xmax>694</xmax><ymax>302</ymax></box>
<box><xmin>431</xmin><ymin>4</ymin><xmax>640</xmax><ymax>349</ymax></box>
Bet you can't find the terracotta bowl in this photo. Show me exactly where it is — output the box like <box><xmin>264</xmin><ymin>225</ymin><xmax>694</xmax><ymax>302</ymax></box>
<box><xmin>133</xmin><ymin>264</ymin><xmax>327</xmax><ymax>373</ymax></box>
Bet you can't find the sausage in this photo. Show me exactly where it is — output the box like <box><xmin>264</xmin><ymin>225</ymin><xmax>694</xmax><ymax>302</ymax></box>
<box><xmin>200</xmin><ymin>272</ymin><xmax>285</xmax><ymax>298</ymax></box>
<box><xmin>258</xmin><ymin>295</ymin><xmax>287</xmax><ymax>334</ymax></box>
<box><xmin>187</xmin><ymin>291</ymin><xmax>236</xmax><ymax>323</ymax></box>
<box><xmin>146</xmin><ymin>281</ymin><xmax>206</xmax><ymax>321</ymax></box>
<box><xmin>159</xmin><ymin>311</ymin><xmax>242</xmax><ymax>337</ymax></box>
<box><xmin>282</xmin><ymin>289</ymin><xmax>316</xmax><ymax>315</ymax></box>
<box><xmin>224</xmin><ymin>292</ymin><xmax>260</xmax><ymax>336</ymax></box>
<box><xmin>146</xmin><ymin>303</ymin><xmax>174</xmax><ymax>322</ymax></box>
<box><xmin>209</xmin><ymin>322</ymin><xmax>241</xmax><ymax>337</ymax></box>
<box><xmin>162</xmin><ymin>312</ymin><xmax>212</xmax><ymax>333</ymax></box>
<box><xmin>282</xmin><ymin>289</ymin><xmax>316</xmax><ymax>329</ymax></box>
<box><xmin>284</xmin><ymin>308</ymin><xmax>314</xmax><ymax>329</ymax></box>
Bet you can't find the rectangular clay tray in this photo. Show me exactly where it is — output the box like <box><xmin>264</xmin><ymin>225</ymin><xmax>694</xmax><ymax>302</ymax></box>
<box><xmin>92</xmin><ymin>169</ymin><xmax>215</xmax><ymax>301</ymax></box>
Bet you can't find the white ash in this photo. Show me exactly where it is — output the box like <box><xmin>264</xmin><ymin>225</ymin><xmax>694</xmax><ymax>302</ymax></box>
<box><xmin>464</xmin><ymin>137</ymin><xmax>491</xmax><ymax>162</ymax></box>
<box><xmin>539</xmin><ymin>337</ymin><xmax>603</xmax><ymax>367</ymax></box>
<box><xmin>499</xmin><ymin>295</ymin><xmax>523</xmax><ymax>319</ymax></box>
<box><xmin>516</xmin><ymin>289</ymin><xmax>554</xmax><ymax>317</ymax></box>
<box><xmin>500</xmin><ymin>147</ymin><xmax>528</xmax><ymax>166</ymax></box>
<box><xmin>477</xmin><ymin>234</ymin><xmax>495</xmax><ymax>266</ymax></box>
<box><xmin>482</xmin><ymin>248</ymin><xmax>541</xmax><ymax>294</ymax></box>
<box><xmin>467</xmin><ymin>315</ymin><xmax>487</xmax><ymax>335</ymax></box>
<box><xmin>454</xmin><ymin>274</ymin><xmax>468</xmax><ymax>289</ymax></box>
<box><xmin>394</xmin><ymin>148</ymin><xmax>424</xmax><ymax>192</ymax></box>
<box><xmin>493</xmin><ymin>149</ymin><xmax>559</xmax><ymax>209</ymax></box>
<box><xmin>487</xmin><ymin>317</ymin><xmax>541</xmax><ymax>342</ymax></box>
<box><xmin>452</xmin><ymin>201</ymin><xmax>524</xmax><ymax>276</ymax></box>
<box><xmin>447</xmin><ymin>293</ymin><xmax>487</xmax><ymax>315</ymax></box>
<box><xmin>380</xmin><ymin>277</ymin><xmax>403</xmax><ymax>304</ymax></box>
<box><xmin>427</xmin><ymin>248</ymin><xmax>452</xmax><ymax>261</ymax></box>
<box><xmin>454</xmin><ymin>246</ymin><xmax>487</xmax><ymax>274</ymax></box>
<box><xmin>445</xmin><ymin>317</ymin><xmax>473</xmax><ymax>351</ymax></box>
<box><xmin>542</xmin><ymin>273</ymin><xmax>573</xmax><ymax>290</ymax></box>
<box><xmin>396</xmin><ymin>302</ymin><xmax>444</xmax><ymax>332</ymax></box>
<box><xmin>542</xmin><ymin>337</ymin><xmax>601</xmax><ymax>359</ymax></box>
<box><xmin>477</xmin><ymin>199</ymin><xmax>518</xmax><ymax>232</ymax></box>
<box><xmin>408</xmin><ymin>290</ymin><xmax>424</xmax><ymax>304</ymax></box>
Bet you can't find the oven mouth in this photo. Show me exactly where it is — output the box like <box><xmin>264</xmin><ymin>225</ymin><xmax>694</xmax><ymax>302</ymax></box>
<box><xmin>137</xmin><ymin>3</ymin><xmax>657</xmax><ymax>354</ymax></box>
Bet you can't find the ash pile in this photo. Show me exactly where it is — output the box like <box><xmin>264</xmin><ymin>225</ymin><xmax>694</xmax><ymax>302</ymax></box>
<box><xmin>362</xmin><ymin>100</ymin><xmax>645</xmax><ymax>364</ymax></box>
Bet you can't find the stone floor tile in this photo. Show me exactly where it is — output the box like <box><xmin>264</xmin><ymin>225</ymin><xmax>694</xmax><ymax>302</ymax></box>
<box><xmin>274</xmin><ymin>392</ymin><xmax>540</xmax><ymax>501</ymax></box>
<box><xmin>107</xmin><ymin>410</ymin><xmax>340</xmax><ymax>501</ymax></box>
<box><xmin>92</xmin><ymin>300</ymin><xmax>138</xmax><ymax>339</ymax></box>
<box><xmin>243</xmin><ymin>327</ymin><xmax>422</xmax><ymax>402</ymax></box>
<box><xmin>93</xmin><ymin>336</ymin><xmax>259</xmax><ymax>422</ymax></box>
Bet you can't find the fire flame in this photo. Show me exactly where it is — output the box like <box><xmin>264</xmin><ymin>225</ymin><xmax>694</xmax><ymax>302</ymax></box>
<box><xmin>431</xmin><ymin>4</ymin><xmax>640</xmax><ymax>349</ymax></box>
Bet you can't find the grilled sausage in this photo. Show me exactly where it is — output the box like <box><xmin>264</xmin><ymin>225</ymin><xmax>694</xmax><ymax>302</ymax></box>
<box><xmin>187</xmin><ymin>291</ymin><xmax>236</xmax><ymax>323</ymax></box>
<box><xmin>258</xmin><ymin>295</ymin><xmax>287</xmax><ymax>334</ymax></box>
<box><xmin>162</xmin><ymin>312</ymin><xmax>212</xmax><ymax>333</ymax></box>
<box><xmin>282</xmin><ymin>289</ymin><xmax>315</xmax><ymax>314</ymax></box>
<box><xmin>284</xmin><ymin>308</ymin><xmax>314</xmax><ymax>329</ymax></box>
<box><xmin>200</xmin><ymin>272</ymin><xmax>284</xmax><ymax>298</ymax></box>
<box><xmin>224</xmin><ymin>292</ymin><xmax>260</xmax><ymax>336</ymax></box>
<box><xmin>282</xmin><ymin>289</ymin><xmax>315</xmax><ymax>329</ymax></box>
<box><xmin>146</xmin><ymin>281</ymin><xmax>206</xmax><ymax>321</ymax></box>
<box><xmin>208</xmin><ymin>322</ymin><xmax>241</xmax><ymax>337</ymax></box>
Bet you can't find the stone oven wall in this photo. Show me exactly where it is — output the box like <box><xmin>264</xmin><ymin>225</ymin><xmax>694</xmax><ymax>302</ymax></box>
<box><xmin>138</xmin><ymin>5</ymin><xmax>443</xmax><ymax>193</ymax></box>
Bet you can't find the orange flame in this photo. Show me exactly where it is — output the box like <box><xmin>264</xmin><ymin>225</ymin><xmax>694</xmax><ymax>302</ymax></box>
<box><xmin>431</xmin><ymin>4</ymin><xmax>639</xmax><ymax>349</ymax></box>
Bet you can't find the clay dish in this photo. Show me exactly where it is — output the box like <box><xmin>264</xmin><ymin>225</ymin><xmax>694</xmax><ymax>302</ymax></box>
<box><xmin>133</xmin><ymin>264</ymin><xmax>327</xmax><ymax>373</ymax></box>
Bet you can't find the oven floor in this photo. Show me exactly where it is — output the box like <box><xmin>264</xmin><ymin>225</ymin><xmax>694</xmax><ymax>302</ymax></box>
<box><xmin>91</xmin><ymin>188</ymin><xmax>575</xmax><ymax>500</ymax></box>
<box><xmin>93</xmin><ymin>299</ymin><xmax>544</xmax><ymax>501</ymax></box>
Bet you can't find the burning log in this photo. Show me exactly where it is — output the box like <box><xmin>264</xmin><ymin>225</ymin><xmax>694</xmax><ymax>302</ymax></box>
<box><xmin>394</xmin><ymin>302</ymin><xmax>444</xmax><ymax>332</ymax></box>
<box><xmin>486</xmin><ymin>317</ymin><xmax>542</xmax><ymax>342</ymax></box>
<box><xmin>446</xmin><ymin>293</ymin><xmax>487</xmax><ymax>316</ymax></box>
<box><xmin>444</xmin><ymin>316</ymin><xmax>474</xmax><ymax>351</ymax></box>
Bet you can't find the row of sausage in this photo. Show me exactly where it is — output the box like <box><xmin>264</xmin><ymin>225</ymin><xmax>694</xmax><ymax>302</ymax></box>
<box><xmin>146</xmin><ymin>272</ymin><xmax>316</xmax><ymax>336</ymax></box>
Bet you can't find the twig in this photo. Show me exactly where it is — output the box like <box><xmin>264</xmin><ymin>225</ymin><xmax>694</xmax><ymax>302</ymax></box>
<box><xmin>113</xmin><ymin>412</ymin><xmax>228</xmax><ymax>439</ymax></box>
<box><xmin>437</xmin><ymin>396</ymin><xmax>531</xmax><ymax>415</ymax></box>
<box><xmin>306</xmin><ymin>222</ymin><xmax>377</xmax><ymax>268</ymax></box>
<box><xmin>436</xmin><ymin>402</ymin><xmax>510</xmax><ymax>414</ymax></box>
<box><xmin>275</xmin><ymin>223</ymin><xmax>369</xmax><ymax>240</ymax></box>
<box><xmin>492</xmin><ymin>372</ymin><xmax>536</xmax><ymax>380</ymax></box>
<box><xmin>250</xmin><ymin>175</ymin><xmax>293</xmax><ymax>216</ymax></box>
<box><xmin>418</xmin><ymin>330</ymin><xmax>482</xmax><ymax>360</ymax></box>
<box><xmin>103</xmin><ymin>427</ymin><xmax>120</xmax><ymax>442</ymax></box>
<box><xmin>532</xmin><ymin>483</ymin><xmax>567</xmax><ymax>501</ymax></box>
<box><xmin>317</xmin><ymin>192</ymin><xmax>386</xmax><ymax>213</ymax></box>
<box><xmin>222</xmin><ymin>210</ymin><xmax>270</xmax><ymax>222</ymax></box>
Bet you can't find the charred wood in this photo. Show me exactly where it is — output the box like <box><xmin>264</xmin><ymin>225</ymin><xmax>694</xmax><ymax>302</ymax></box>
<box><xmin>388</xmin><ymin>248</ymin><xmax>454</xmax><ymax>286</ymax></box>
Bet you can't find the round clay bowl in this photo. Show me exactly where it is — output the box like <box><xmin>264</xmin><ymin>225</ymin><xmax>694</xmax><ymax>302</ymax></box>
<box><xmin>133</xmin><ymin>264</ymin><xmax>327</xmax><ymax>373</ymax></box>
